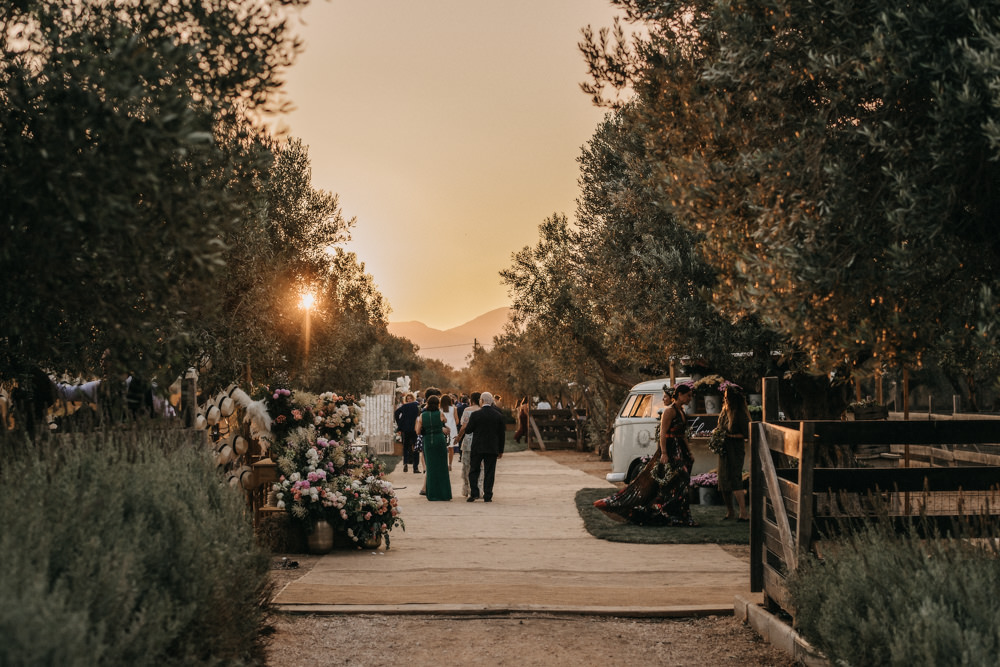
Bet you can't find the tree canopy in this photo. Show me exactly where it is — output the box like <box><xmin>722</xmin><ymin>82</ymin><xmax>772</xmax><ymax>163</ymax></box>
<box><xmin>1</xmin><ymin>0</ymin><xmax>306</xmax><ymax>385</ymax></box>
<box><xmin>582</xmin><ymin>0</ymin><xmax>1000</xmax><ymax>376</ymax></box>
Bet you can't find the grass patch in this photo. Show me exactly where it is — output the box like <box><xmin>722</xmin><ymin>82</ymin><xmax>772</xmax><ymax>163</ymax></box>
<box><xmin>576</xmin><ymin>488</ymin><xmax>750</xmax><ymax>544</ymax></box>
<box><xmin>379</xmin><ymin>454</ymin><xmax>401</xmax><ymax>474</ymax></box>
<box><xmin>504</xmin><ymin>429</ymin><xmax>529</xmax><ymax>454</ymax></box>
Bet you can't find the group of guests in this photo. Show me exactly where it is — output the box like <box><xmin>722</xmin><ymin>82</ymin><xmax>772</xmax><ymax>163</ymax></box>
<box><xmin>394</xmin><ymin>389</ymin><xmax>507</xmax><ymax>503</ymax></box>
<box><xmin>594</xmin><ymin>381</ymin><xmax>751</xmax><ymax>526</ymax></box>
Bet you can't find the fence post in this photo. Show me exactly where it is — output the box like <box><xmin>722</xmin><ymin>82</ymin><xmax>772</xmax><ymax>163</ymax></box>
<box><xmin>181</xmin><ymin>368</ymin><xmax>197</xmax><ymax>429</ymax></box>
<box><xmin>750</xmin><ymin>423</ymin><xmax>764</xmax><ymax>592</ymax></box>
<box><xmin>796</xmin><ymin>422</ymin><xmax>816</xmax><ymax>562</ymax></box>
<box><xmin>762</xmin><ymin>376</ymin><xmax>780</xmax><ymax>422</ymax></box>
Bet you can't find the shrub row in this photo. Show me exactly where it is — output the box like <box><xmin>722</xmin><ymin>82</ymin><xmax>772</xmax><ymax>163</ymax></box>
<box><xmin>0</xmin><ymin>429</ymin><xmax>272</xmax><ymax>666</ymax></box>
<box><xmin>789</xmin><ymin>519</ymin><xmax>1000</xmax><ymax>666</ymax></box>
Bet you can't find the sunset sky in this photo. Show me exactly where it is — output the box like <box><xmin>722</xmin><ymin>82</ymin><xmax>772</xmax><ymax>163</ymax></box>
<box><xmin>279</xmin><ymin>1</ymin><xmax>628</xmax><ymax>330</ymax></box>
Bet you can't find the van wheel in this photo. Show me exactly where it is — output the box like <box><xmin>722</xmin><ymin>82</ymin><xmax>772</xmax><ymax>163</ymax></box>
<box><xmin>625</xmin><ymin>459</ymin><xmax>644</xmax><ymax>484</ymax></box>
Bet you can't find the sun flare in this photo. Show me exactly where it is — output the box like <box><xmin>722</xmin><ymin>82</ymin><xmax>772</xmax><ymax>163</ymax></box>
<box><xmin>299</xmin><ymin>291</ymin><xmax>316</xmax><ymax>311</ymax></box>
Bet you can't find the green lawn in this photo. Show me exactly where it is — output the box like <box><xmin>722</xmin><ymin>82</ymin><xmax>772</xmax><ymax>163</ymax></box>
<box><xmin>576</xmin><ymin>488</ymin><xmax>750</xmax><ymax>544</ymax></box>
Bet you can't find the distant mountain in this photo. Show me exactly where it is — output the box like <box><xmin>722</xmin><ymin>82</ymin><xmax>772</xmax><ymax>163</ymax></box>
<box><xmin>388</xmin><ymin>307</ymin><xmax>510</xmax><ymax>369</ymax></box>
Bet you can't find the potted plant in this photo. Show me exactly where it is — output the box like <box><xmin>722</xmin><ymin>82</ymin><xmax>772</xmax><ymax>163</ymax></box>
<box><xmin>693</xmin><ymin>375</ymin><xmax>725</xmax><ymax>414</ymax></box>
<box><xmin>849</xmin><ymin>396</ymin><xmax>888</xmax><ymax>421</ymax></box>
<box><xmin>690</xmin><ymin>471</ymin><xmax>721</xmax><ymax>504</ymax></box>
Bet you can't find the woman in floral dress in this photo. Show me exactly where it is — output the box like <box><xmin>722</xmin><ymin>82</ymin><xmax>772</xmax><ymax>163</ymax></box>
<box><xmin>415</xmin><ymin>394</ymin><xmax>452</xmax><ymax>501</ymax></box>
<box><xmin>593</xmin><ymin>384</ymin><xmax>698</xmax><ymax>526</ymax></box>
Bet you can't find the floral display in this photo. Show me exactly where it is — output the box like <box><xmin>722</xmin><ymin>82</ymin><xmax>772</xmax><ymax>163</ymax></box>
<box><xmin>690</xmin><ymin>471</ymin><xmax>719</xmax><ymax>488</ymax></box>
<box><xmin>265</xmin><ymin>386</ymin><xmax>402</xmax><ymax>547</ymax></box>
<box><xmin>707</xmin><ymin>426</ymin><xmax>728</xmax><ymax>455</ymax></box>
<box><xmin>692</xmin><ymin>375</ymin><xmax>725</xmax><ymax>395</ymax></box>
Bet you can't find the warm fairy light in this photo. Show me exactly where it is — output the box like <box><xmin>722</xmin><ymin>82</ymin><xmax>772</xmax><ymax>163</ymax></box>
<box><xmin>299</xmin><ymin>291</ymin><xmax>315</xmax><ymax>311</ymax></box>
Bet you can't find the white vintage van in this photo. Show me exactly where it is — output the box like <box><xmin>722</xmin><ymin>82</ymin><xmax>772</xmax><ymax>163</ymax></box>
<box><xmin>606</xmin><ymin>377</ymin><xmax>720</xmax><ymax>484</ymax></box>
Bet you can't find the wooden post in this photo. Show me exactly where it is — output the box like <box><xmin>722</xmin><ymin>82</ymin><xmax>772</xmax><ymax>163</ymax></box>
<box><xmin>749</xmin><ymin>423</ymin><xmax>764</xmax><ymax>592</ymax></box>
<box><xmin>796</xmin><ymin>422</ymin><xmax>816</xmax><ymax>562</ymax></box>
<box><xmin>762</xmin><ymin>376</ymin><xmax>780</xmax><ymax>422</ymax></box>
<box><xmin>181</xmin><ymin>369</ymin><xmax>197</xmax><ymax>429</ymax></box>
<box><xmin>669</xmin><ymin>359</ymin><xmax>676</xmax><ymax>386</ymax></box>
<box><xmin>903</xmin><ymin>367</ymin><xmax>910</xmax><ymax>421</ymax></box>
<box><xmin>875</xmin><ymin>370</ymin><xmax>883</xmax><ymax>405</ymax></box>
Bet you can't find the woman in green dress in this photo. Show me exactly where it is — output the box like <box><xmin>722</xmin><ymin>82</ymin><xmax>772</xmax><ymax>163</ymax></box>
<box><xmin>415</xmin><ymin>394</ymin><xmax>453</xmax><ymax>501</ymax></box>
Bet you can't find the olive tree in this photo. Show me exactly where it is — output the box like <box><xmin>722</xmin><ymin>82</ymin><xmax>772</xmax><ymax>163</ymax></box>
<box><xmin>0</xmin><ymin>0</ymin><xmax>306</xmax><ymax>389</ymax></box>
<box><xmin>582</xmin><ymin>0</ymin><xmax>1000</xmax><ymax>379</ymax></box>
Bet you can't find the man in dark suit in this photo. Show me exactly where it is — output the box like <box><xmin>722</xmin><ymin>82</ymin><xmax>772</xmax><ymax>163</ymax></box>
<box><xmin>463</xmin><ymin>391</ymin><xmax>506</xmax><ymax>502</ymax></box>
<box><xmin>393</xmin><ymin>392</ymin><xmax>421</xmax><ymax>473</ymax></box>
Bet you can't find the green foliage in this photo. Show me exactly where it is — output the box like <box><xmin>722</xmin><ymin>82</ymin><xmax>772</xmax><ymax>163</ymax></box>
<box><xmin>582</xmin><ymin>0</ymin><xmax>1000</xmax><ymax>373</ymax></box>
<box><xmin>789</xmin><ymin>521</ymin><xmax>1000</xmax><ymax>666</ymax></box>
<box><xmin>0</xmin><ymin>430</ymin><xmax>272</xmax><ymax>666</ymax></box>
<box><xmin>0</xmin><ymin>0</ymin><xmax>305</xmax><ymax>383</ymax></box>
<box><xmin>201</xmin><ymin>135</ymin><xmax>389</xmax><ymax>396</ymax></box>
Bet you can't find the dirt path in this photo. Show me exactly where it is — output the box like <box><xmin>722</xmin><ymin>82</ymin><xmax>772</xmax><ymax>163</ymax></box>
<box><xmin>263</xmin><ymin>450</ymin><xmax>795</xmax><ymax>666</ymax></box>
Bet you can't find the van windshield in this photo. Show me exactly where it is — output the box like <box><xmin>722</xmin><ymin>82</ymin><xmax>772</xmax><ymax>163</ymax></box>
<box><xmin>619</xmin><ymin>393</ymin><xmax>657</xmax><ymax>418</ymax></box>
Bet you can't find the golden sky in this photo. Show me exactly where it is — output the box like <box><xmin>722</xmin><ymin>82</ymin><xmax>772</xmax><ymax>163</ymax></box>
<box><xmin>278</xmin><ymin>1</ymin><xmax>626</xmax><ymax>330</ymax></box>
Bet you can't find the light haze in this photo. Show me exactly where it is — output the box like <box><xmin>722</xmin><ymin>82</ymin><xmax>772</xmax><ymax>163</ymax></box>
<box><xmin>279</xmin><ymin>1</ymin><xmax>625</xmax><ymax>330</ymax></box>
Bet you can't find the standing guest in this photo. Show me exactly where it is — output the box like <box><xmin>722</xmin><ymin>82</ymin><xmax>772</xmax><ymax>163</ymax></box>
<box><xmin>441</xmin><ymin>394</ymin><xmax>460</xmax><ymax>457</ymax></box>
<box><xmin>593</xmin><ymin>384</ymin><xmax>698</xmax><ymax>526</ymax></box>
<box><xmin>513</xmin><ymin>396</ymin><xmax>529</xmax><ymax>443</ymax></box>
<box><xmin>463</xmin><ymin>391</ymin><xmax>506</xmax><ymax>502</ymax></box>
<box><xmin>454</xmin><ymin>392</ymin><xmax>484</xmax><ymax>497</ymax></box>
<box><xmin>456</xmin><ymin>394</ymin><xmax>468</xmax><ymax>425</ymax></box>
<box><xmin>717</xmin><ymin>382</ymin><xmax>751</xmax><ymax>521</ymax></box>
<box><xmin>415</xmin><ymin>394</ymin><xmax>452</xmax><ymax>501</ymax></box>
<box><xmin>393</xmin><ymin>392</ymin><xmax>421</xmax><ymax>474</ymax></box>
<box><xmin>536</xmin><ymin>397</ymin><xmax>552</xmax><ymax>410</ymax></box>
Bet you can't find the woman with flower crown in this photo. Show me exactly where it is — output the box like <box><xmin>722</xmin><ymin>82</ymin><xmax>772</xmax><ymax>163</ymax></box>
<box><xmin>593</xmin><ymin>384</ymin><xmax>698</xmax><ymax>526</ymax></box>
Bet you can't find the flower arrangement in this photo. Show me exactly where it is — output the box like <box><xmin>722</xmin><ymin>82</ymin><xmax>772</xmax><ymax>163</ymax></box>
<box><xmin>849</xmin><ymin>396</ymin><xmax>880</xmax><ymax>411</ymax></box>
<box><xmin>314</xmin><ymin>391</ymin><xmax>365</xmax><ymax>444</ymax></box>
<box><xmin>265</xmin><ymin>386</ymin><xmax>403</xmax><ymax>547</ymax></box>
<box><xmin>690</xmin><ymin>471</ymin><xmax>719</xmax><ymax>488</ymax></box>
<box><xmin>707</xmin><ymin>426</ymin><xmax>728</xmax><ymax>455</ymax></box>
<box><xmin>693</xmin><ymin>374</ymin><xmax>725</xmax><ymax>396</ymax></box>
<box><xmin>333</xmin><ymin>458</ymin><xmax>404</xmax><ymax>547</ymax></box>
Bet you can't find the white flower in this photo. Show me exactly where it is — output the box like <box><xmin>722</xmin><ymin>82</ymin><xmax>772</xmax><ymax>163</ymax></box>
<box><xmin>277</xmin><ymin>500</ymin><xmax>286</xmax><ymax>509</ymax></box>
<box><xmin>289</xmin><ymin>472</ymin><xmax>301</xmax><ymax>482</ymax></box>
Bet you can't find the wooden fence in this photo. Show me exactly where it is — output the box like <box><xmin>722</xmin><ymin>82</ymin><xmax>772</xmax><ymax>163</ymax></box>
<box><xmin>526</xmin><ymin>408</ymin><xmax>588</xmax><ymax>451</ymax></box>
<box><xmin>750</xmin><ymin>419</ymin><xmax>1000</xmax><ymax>618</ymax></box>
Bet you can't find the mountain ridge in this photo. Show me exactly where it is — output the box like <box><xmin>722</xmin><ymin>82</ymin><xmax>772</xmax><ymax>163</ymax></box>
<box><xmin>388</xmin><ymin>307</ymin><xmax>509</xmax><ymax>369</ymax></box>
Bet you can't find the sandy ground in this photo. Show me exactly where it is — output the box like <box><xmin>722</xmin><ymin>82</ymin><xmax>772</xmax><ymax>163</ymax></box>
<box><xmin>263</xmin><ymin>449</ymin><xmax>795</xmax><ymax>666</ymax></box>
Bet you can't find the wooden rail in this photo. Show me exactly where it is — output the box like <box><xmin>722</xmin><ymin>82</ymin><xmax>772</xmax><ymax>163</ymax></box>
<box><xmin>750</xmin><ymin>419</ymin><xmax>1000</xmax><ymax>618</ymax></box>
<box><xmin>526</xmin><ymin>409</ymin><xmax>587</xmax><ymax>451</ymax></box>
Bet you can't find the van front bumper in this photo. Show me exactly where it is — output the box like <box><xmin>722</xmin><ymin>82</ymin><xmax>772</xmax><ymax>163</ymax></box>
<box><xmin>606</xmin><ymin>472</ymin><xmax>626</xmax><ymax>483</ymax></box>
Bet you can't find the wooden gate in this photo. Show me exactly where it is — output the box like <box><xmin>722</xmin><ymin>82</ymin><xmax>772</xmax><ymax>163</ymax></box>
<box><xmin>751</xmin><ymin>419</ymin><xmax>1000</xmax><ymax>618</ymax></box>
